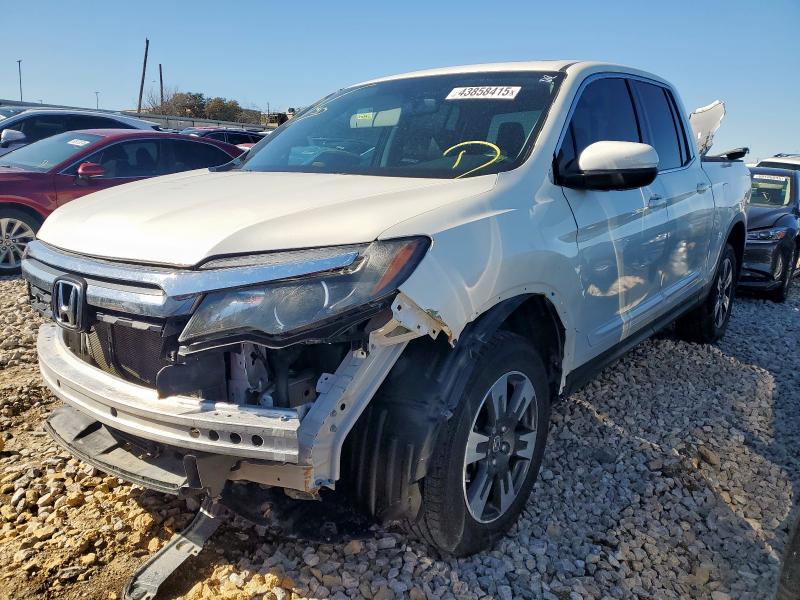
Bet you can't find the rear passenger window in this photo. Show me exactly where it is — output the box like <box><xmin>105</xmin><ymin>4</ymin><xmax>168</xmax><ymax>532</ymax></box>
<box><xmin>631</xmin><ymin>81</ymin><xmax>684</xmax><ymax>171</ymax></box>
<box><xmin>67</xmin><ymin>115</ymin><xmax>134</xmax><ymax>130</ymax></box>
<box><xmin>556</xmin><ymin>77</ymin><xmax>640</xmax><ymax>175</ymax></box>
<box><xmin>163</xmin><ymin>140</ymin><xmax>232</xmax><ymax>173</ymax></box>
<box><xmin>226</xmin><ymin>132</ymin><xmax>255</xmax><ymax>145</ymax></box>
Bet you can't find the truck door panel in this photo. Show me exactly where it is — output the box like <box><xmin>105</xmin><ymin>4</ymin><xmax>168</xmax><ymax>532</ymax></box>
<box><xmin>630</xmin><ymin>81</ymin><xmax>714</xmax><ymax>306</ymax></box>
<box><xmin>556</xmin><ymin>76</ymin><xmax>669</xmax><ymax>356</ymax></box>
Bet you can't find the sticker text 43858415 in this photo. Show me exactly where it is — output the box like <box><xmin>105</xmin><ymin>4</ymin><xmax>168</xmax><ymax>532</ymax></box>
<box><xmin>446</xmin><ymin>86</ymin><xmax>521</xmax><ymax>100</ymax></box>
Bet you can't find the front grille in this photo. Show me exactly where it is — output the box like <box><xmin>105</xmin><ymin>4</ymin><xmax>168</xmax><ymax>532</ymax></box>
<box><xmin>63</xmin><ymin>321</ymin><xmax>172</xmax><ymax>387</ymax></box>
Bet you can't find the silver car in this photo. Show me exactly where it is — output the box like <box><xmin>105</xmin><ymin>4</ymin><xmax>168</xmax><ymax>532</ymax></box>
<box><xmin>0</xmin><ymin>109</ymin><xmax>158</xmax><ymax>157</ymax></box>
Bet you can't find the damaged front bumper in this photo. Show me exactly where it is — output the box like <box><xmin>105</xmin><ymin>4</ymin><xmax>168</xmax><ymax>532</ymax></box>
<box><xmin>38</xmin><ymin>321</ymin><xmax>409</xmax><ymax>496</ymax></box>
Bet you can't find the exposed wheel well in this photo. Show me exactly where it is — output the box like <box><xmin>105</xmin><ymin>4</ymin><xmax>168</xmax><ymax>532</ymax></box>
<box><xmin>497</xmin><ymin>295</ymin><xmax>565</xmax><ymax>400</ymax></box>
<box><xmin>727</xmin><ymin>220</ymin><xmax>746</xmax><ymax>274</ymax></box>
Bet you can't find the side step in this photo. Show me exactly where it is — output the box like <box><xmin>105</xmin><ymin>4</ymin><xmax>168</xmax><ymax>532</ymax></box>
<box><xmin>123</xmin><ymin>497</ymin><xmax>224</xmax><ymax>600</ymax></box>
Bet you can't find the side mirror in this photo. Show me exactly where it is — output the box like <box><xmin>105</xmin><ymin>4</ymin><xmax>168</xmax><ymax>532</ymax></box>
<box><xmin>0</xmin><ymin>129</ymin><xmax>26</xmax><ymax>148</ymax></box>
<box><xmin>561</xmin><ymin>141</ymin><xmax>659</xmax><ymax>191</ymax></box>
<box><xmin>76</xmin><ymin>162</ymin><xmax>105</xmax><ymax>180</ymax></box>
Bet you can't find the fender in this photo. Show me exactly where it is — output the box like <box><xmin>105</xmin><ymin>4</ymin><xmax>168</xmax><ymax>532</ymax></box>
<box><xmin>341</xmin><ymin>295</ymin><xmax>531</xmax><ymax>521</ymax></box>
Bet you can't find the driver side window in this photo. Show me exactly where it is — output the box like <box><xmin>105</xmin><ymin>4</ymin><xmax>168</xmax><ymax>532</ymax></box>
<box><xmin>72</xmin><ymin>140</ymin><xmax>160</xmax><ymax>178</ymax></box>
<box><xmin>556</xmin><ymin>77</ymin><xmax>640</xmax><ymax>176</ymax></box>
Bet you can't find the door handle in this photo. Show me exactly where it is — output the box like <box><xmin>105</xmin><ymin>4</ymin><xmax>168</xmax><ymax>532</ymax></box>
<box><xmin>648</xmin><ymin>194</ymin><xmax>666</xmax><ymax>208</ymax></box>
<box><xmin>697</xmin><ymin>182</ymin><xmax>710</xmax><ymax>194</ymax></box>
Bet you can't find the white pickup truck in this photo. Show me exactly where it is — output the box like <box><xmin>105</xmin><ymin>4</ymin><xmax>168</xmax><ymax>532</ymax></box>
<box><xmin>24</xmin><ymin>61</ymin><xmax>749</xmax><ymax>557</ymax></box>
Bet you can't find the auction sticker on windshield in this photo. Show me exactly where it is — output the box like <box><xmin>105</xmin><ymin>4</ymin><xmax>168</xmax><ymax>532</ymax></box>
<box><xmin>446</xmin><ymin>86</ymin><xmax>521</xmax><ymax>100</ymax></box>
<box><xmin>67</xmin><ymin>139</ymin><xmax>92</xmax><ymax>147</ymax></box>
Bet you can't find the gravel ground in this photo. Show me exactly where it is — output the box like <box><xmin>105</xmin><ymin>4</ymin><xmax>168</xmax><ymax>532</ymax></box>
<box><xmin>0</xmin><ymin>276</ymin><xmax>798</xmax><ymax>600</ymax></box>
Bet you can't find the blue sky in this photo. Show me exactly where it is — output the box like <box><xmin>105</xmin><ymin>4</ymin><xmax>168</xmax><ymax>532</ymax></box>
<box><xmin>2</xmin><ymin>0</ymin><xmax>797</xmax><ymax>160</ymax></box>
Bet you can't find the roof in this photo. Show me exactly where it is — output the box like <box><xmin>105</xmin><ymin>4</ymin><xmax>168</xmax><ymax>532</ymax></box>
<box><xmin>758</xmin><ymin>155</ymin><xmax>800</xmax><ymax>167</ymax></box>
<box><xmin>11</xmin><ymin>108</ymin><xmax>157</xmax><ymax>128</ymax></box>
<box><xmin>749</xmin><ymin>166</ymin><xmax>799</xmax><ymax>178</ymax></box>
<box><xmin>60</xmin><ymin>129</ymin><xmax>242</xmax><ymax>154</ymax></box>
<box><xmin>351</xmin><ymin>60</ymin><xmax>666</xmax><ymax>88</ymax></box>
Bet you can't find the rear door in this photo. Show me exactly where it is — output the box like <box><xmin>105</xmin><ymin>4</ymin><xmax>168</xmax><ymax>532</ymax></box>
<box><xmin>630</xmin><ymin>80</ymin><xmax>713</xmax><ymax>305</ymax></box>
<box><xmin>556</xmin><ymin>76</ymin><xmax>671</xmax><ymax>353</ymax></box>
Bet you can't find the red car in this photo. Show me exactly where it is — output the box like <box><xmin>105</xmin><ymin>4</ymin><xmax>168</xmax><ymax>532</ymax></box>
<box><xmin>0</xmin><ymin>130</ymin><xmax>242</xmax><ymax>273</ymax></box>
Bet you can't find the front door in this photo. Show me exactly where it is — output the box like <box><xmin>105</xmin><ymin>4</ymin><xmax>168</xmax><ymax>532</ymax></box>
<box><xmin>556</xmin><ymin>76</ymin><xmax>670</xmax><ymax>358</ymax></box>
<box><xmin>55</xmin><ymin>139</ymin><xmax>162</xmax><ymax>205</ymax></box>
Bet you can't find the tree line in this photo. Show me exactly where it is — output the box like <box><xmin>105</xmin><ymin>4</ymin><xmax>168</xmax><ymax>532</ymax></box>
<box><xmin>145</xmin><ymin>88</ymin><xmax>261</xmax><ymax>123</ymax></box>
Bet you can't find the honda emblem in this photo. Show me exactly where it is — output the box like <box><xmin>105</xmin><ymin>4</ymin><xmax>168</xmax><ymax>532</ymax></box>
<box><xmin>51</xmin><ymin>277</ymin><xmax>86</xmax><ymax>331</ymax></box>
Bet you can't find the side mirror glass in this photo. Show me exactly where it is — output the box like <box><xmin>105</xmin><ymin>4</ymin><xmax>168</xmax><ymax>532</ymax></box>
<box><xmin>0</xmin><ymin>129</ymin><xmax>26</xmax><ymax>148</ymax></box>
<box><xmin>562</xmin><ymin>141</ymin><xmax>659</xmax><ymax>191</ymax></box>
<box><xmin>77</xmin><ymin>162</ymin><xmax>105</xmax><ymax>179</ymax></box>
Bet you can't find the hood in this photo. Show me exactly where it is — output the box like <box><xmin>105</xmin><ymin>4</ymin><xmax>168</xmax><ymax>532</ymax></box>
<box><xmin>688</xmin><ymin>100</ymin><xmax>725</xmax><ymax>156</ymax></box>
<box><xmin>38</xmin><ymin>170</ymin><xmax>496</xmax><ymax>266</ymax></box>
<box><xmin>746</xmin><ymin>205</ymin><xmax>794</xmax><ymax>230</ymax></box>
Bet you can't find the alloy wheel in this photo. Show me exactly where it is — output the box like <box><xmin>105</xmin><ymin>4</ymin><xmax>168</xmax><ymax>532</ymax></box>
<box><xmin>714</xmin><ymin>256</ymin><xmax>734</xmax><ymax>328</ymax></box>
<box><xmin>0</xmin><ymin>218</ymin><xmax>35</xmax><ymax>271</ymax></box>
<box><xmin>463</xmin><ymin>371</ymin><xmax>538</xmax><ymax>523</ymax></box>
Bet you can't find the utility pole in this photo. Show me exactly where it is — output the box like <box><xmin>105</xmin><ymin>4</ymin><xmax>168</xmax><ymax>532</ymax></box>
<box><xmin>95</xmin><ymin>91</ymin><xmax>100</xmax><ymax>109</ymax></box>
<box><xmin>137</xmin><ymin>38</ymin><xmax>149</xmax><ymax>114</ymax></box>
<box><xmin>16</xmin><ymin>60</ymin><xmax>22</xmax><ymax>101</ymax></box>
<box><xmin>159</xmin><ymin>63</ymin><xmax>164</xmax><ymax>111</ymax></box>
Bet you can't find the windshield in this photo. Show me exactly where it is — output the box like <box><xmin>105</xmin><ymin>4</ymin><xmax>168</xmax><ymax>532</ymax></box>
<box><xmin>0</xmin><ymin>132</ymin><xmax>102</xmax><ymax>172</ymax></box>
<box><xmin>749</xmin><ymin>174</ymin><xmax>792</xmax><ymax>207</ymax></box>
<box><xmin>240</xmin><ymin>71</ymin><xmax>564</xmax><ymax>179</ymax></box>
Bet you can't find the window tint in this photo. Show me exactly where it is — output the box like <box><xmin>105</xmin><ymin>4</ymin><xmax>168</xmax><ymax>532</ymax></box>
<box><xmin>4</xmin><ymin>115</ymin><xmax>70</xmax><ymax>143</ymax></box>
<box><xmin>206</xmin><ymin>131</ymin><xmax>227</xmax><ymax>141</ymax></box>
<box><xmin>226</xmin><ymin>132</ymin><xmax>256</xmax><ymax>145</ymax></box>
<box><xmin>163</xmin><ymin>140</ymin><xmax>232</xmax><ymax>173</ymax></box>
<box><xmin>632</xmin><ymin>81</ymin><xmax>683</xmax><ymax>171</ymax></box>
<box><xmin>76</xmin><ymin>140</ymin><xmax>160</xmax><ymax>178</ymax></box>
<box><xmin>67</xmin><ymin>115</ymin><xmax>134</xmax><ymax>130</ymax></box>
<box><xmin>556</xmin><ymin>77</ymin><xmax>639</xmax><ymax>174</ymax></box>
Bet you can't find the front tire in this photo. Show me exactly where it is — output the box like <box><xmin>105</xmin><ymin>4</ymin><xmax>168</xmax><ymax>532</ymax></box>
<box><xmin>0</xmin><ymin>208</ymin><xmax>40</xmax><ymax>275</ymax></box>
<box><xmin>406</xmin><ymin>331</ymin><xmax>551</xmax><ymax>556</ymax></box>
<box><xmin>767</xmin><ymin>245</ymin><xmax>796</xmax><ymax>303</ymax></box>
<box><xmin>676</xmin><ymin>243</ymin><xmax>737</xmax><ymax>344</ymax></box>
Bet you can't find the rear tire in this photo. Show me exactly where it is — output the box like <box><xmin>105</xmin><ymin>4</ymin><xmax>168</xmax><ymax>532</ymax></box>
<box><xmin>404</xmin><ymin>331</ymin><xmax>551</xmax><ymax>556</ymax></box>
<box><xmin>676</xmin><ymin>243</ymin><xmax>737</xmax><ymax>344</ymax></box>
<box><xmin>0</xmin><ymin>208</ymin><xmax>41</xmax><ymax>275</ymax></box>
<box><xmin>766</xmin><ymin>245</ymin><xmax>796</xmax><ymax>303</ymax></box>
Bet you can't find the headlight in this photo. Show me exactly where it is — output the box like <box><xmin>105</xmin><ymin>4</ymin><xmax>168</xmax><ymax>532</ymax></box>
<box><xmin>179</xmin><ymin>237</ymin><xmax>429</xmax><ymax>344</ymax></box>
<box><xmin>747</xmin><ymin>228</ymin><xmax>787</xmax><ymax>241</ymax></box>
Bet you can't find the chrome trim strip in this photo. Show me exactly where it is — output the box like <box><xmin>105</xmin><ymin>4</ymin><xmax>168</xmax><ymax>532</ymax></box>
<box><xmin>23</xmin><ymin>240</ymin><xmax>360</xmax><ymax>317</ymax></box>
<box><xmin>37</xmin><ymin>324</ymin><xmax>301</xmax><ymax>462</ymax></box>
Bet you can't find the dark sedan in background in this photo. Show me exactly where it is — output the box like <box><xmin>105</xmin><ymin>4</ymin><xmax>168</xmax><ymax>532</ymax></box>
<box><xmin>739</xmin><ymin>167</ymin><xmax>800</xmax><ymax>302</ymax></box>
<box><xmin>179</xmin><ymin>126</ymin><xmax>266</xmax><ymax>147</ymax></box>
<box><xmin>0</xmin><ymin>130</ymin><xmax>242</xmax><ymax>273</ymax></box>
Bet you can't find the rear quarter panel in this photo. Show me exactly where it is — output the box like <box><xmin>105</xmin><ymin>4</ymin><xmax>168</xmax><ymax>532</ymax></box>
<box><xmin>701</xmin><ymin>160</ymin><xmax>750</xmax><ymax>274</ymax></box>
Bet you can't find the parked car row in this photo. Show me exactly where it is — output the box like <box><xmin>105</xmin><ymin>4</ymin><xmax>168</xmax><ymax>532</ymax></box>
<box><xmin>0</xmin><ymin>126</ymin><xmax>243</xmax><ymax>272</ymax></box>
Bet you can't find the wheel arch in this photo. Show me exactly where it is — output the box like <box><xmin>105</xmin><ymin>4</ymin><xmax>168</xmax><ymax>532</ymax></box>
<box><xmin>0</xmin><ymin>201</ymin><xmax>47</xmax><ymax>227</ymax></box>
<box><xmin>340</xmin><ymin>292</ymin><xmax>565</xmax><ymax>521</ymax></box>
<box><xmin>726</xmin><ymin>217</ymin><xmax>746</xmax><ymax>275</ymax></box>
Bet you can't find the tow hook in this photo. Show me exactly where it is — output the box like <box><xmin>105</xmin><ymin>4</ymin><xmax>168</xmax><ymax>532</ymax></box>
<box><xmin>122</xmin><ymin>496</ymin><xmax>224</xmax><ymax>600</ymax></box>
